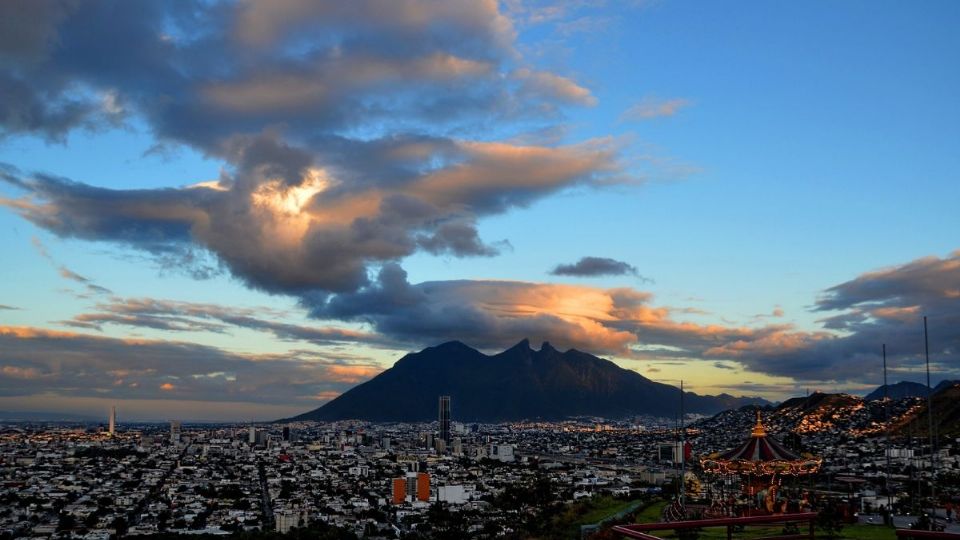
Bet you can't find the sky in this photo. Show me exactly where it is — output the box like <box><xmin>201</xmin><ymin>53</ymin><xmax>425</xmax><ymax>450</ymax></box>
<box><xmin>0</xmin><ymin>0</ymin><xmax>958</xmax><ymax>422</ymax></box>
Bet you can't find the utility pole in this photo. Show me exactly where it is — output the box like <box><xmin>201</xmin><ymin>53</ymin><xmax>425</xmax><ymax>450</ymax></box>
<box><xmin>884</xmin><ymin>344</ymin><xmax>892</xmax><ymax>512</ymax></box>
<box><xmin>680</xmin><ymin>380</ymin><xmax>686</xmax><ymax>508</ymax></box>
<box><xmin>924</xmin><ymin>316</ymin><xmax>936</xmax><ymax>529</ymax></box>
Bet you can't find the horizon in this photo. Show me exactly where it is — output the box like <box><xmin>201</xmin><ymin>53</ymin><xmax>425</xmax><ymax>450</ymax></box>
<box><xmin>1</xmin><ymin>1</ymin><xmax>959</xmax><ymax>422</ymax></box>
<box><xmin>3</xmin><ymin>337</ymin><xmax>955</xmax><ymax>423</ymax></box>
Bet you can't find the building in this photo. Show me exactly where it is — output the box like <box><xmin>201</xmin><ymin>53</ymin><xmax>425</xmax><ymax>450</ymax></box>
<box><xmin>275</xmin><ymin>509</ymin><xmax>305</xmax><ymax>533</ymax></box>
<box><xmin>452</xmin><ymin>437</ymin><xmax>463</xmax><ymax>456</ymax></box>
<box><xmin>416</xmin><ymin>472</ymin><xmax>430</xmax><ymax>502</ymax></box>
<box><xmin>108</xmin><ymin>406</ymin><xmax>116</xmax><ymax>436</ymax></box>
<box><xmin>392</xmin><ymin>477</ymin><xmax>406</xmax><ymax>504</ymax></box>
<box><xmin>437</xmin><ymin>485</ymin><xmax>467</xmax><ymax>504</ymax></box>
<box><xmin>489</xmin><ymin>444</ymin><xmax>515</xmax><ymax>462</ymax></box>
<box><xmin>282</xmin><ymin>426</ymin><xmax>291</xmax><ymax>441</ymax></box>
<box><xmin>393</xmin><ymin>472</ymin><xmax>430</xmax><ymax>503</ymax></box>
<box><xmin>439</xmin><ymin>395</ymin><xmax>451</xmax><ymax>445</ymax></box>
<box><xmin>249</xmin><ymin>426</ymin><xmax>256</xmax><ymax>444</ymax></box>
<box><xmin>170</xmin><ymin>421</ymin><xmax>181</xmax><ymax>443</ymax></box>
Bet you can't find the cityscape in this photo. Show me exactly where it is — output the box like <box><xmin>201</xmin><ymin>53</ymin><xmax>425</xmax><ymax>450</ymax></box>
<box><xmin>2</xmin><ymin>385</ymin><xmax>959</xmax><ymax>538</ymax></box>
<box><xmin>1</xmin><ymin>1</ymin><xmax>959</xmax><ymax>539</ymax></box>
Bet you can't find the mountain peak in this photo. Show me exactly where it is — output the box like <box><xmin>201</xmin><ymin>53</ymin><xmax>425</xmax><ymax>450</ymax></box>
<box><xmin>287</xmin><ymin>340</ymin><xmax>770</xmax><ymax>423</ymax></box>
<box><xmin>506</xmin><ymin>338</ymin><xmax>531</xmax><ymax>352</ymax></box>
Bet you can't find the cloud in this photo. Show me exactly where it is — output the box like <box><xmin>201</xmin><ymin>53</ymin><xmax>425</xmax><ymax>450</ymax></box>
<box><xmin>550</xmin><ymin>256</ymin><xmax>646</xmax><ymax>278</ymax></box>
<box><xmin>29</xmin><ymin>236</ymin><xmax>113</xmax><ymax>295</ymax></box>
<box><xmin>63</xmin><ymin>296</ymin><xmax>392</xmax><ymax>348</ymax></box>
<box><xmin>1</xmin><ymin>136</ymin><xmax>620</xmax><ymax>294</ymax></box>
<box><xmin>0</xmin><ymin>0</ymin><xmax>593</xmax><ymax>152</ymax></box>
<box><xmin>0</xmin><ymin>304</ymin><xmax>19</xmax><ymax>311</ymax></box>
<box><xmin>621</xmin><ymin>97</ymin><xmax>691</xmax><ymax>121</ymax></box>
<box><xmin>0</xmin><ymin>325</ymin><xmax>382</xmax><ymax>406</ymax></box>
<box><xmin>712</xmin><ymin>251</ymin><xmax>960</xmax><ymax>382</ymax></box>
<box><xmin>512</xmin><ymin>68</ymin><xmax>597</xmax><ymax>106</ymax></box>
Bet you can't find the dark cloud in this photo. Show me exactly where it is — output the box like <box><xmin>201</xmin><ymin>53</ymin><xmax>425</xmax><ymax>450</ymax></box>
<box><xmin>0</xmin><ymin>0</ymin><xmax>592</xmax><ymax>152</ymax></box>
<box><xmin>705</xmin><ymin>251</ymin><xmax>960</xmax><ymax>383</ymax></box>
<box><xmin>0</xmin><ymin>326</ymin><xmax>382</xmax><ymax>405</ymax></box>
<box><xmin>0</xmin><ymin>0</ymin><xmax>621</xmax><ymax>295</ymax></box>
<box><xmin>64</xmin><ymin>297</ymin><xmax>392</xmax><ymax>348</ymax></box>
<box><xmin>1</xmin><ymin>135</ymin><xmax>618</xmax><ymax>294</ymax></box>
<box><xmin>550</xmin><ymin>256</ymin><xmax>644</xmax><ymax>278</ymax></box>
<box><xmin>0</xmin><ymin>305</ymin><xmax>19</xmax><ymax>311</ymax></box>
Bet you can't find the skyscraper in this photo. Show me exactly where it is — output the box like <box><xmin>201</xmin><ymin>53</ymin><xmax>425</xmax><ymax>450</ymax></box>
<box><xmin>108</xmin><ymin>406</ymin><xmax>116</xmax><ymax>436</ymax></box>
<box><xmin>170</xmin><ymin>420</ymin><xmax>181</xmax><ymax>443</ymax></box>
<box><xmin>439</xmin><ymin>395</ymin><xmax>451</xmax><ymax>445</ymax></box>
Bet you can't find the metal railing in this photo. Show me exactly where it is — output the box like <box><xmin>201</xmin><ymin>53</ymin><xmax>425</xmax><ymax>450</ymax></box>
<box><xmin>895</xmin><ymin>530</ymin><xmax>960</xmax><ymax>540</ymax></box>
<box><xmin>612</xmin><ymin>512</ymin><xmax>818</xmax><ymax>540</ymax></box>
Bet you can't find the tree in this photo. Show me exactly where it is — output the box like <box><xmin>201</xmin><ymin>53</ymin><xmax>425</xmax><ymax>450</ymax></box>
<box><xmin>57</xmin><ymin>512</ymin><xmax>76</xmax><ymax>532</ymax></box>
<box><xmin>111</xmin><ymin>516</ymin><xmax>128</xmax><ymax>537</ymax></box>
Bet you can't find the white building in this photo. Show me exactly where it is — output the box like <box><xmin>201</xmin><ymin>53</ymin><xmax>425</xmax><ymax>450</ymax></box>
<box><xmin>437</xmin><ymin>485</ymin><xmax>468</xmax><ymax>504</ymax></box>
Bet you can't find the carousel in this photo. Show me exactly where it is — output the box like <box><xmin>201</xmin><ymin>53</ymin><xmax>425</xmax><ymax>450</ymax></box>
<box><xmin>699</xmin><ymin>411</ymin><xmax>822</xmax><ymax>516</ymax></box>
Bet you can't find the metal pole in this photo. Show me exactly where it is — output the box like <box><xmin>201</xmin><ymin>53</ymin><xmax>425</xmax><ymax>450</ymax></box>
<box><xmin>884</xmin><ymin>344</ymin><xmax>892</xmax><ymax>512</ymax></box>
<box><xmin>924</xmin><ymin>316</ymin><xmax>936</xmax><ymax>529</ymax></box>
<box><xmin>680</xmin><ymin>380</ymin><xmax>686</xmax><ymax>508</ymax></box>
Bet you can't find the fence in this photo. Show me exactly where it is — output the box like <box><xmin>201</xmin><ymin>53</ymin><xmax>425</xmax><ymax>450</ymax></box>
<box><xmin>612</xmin><ymin>512</ymin><xmax>818</xmax><ymax>540</ymax></box>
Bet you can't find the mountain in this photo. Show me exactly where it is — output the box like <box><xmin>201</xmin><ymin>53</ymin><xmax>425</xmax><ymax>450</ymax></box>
<box><xmin>775</xmin><ymin>392</ymin><xmax>866</xmax><ymax>434</ymax></box>
<box><xmin>934</xmin><ymin>379</ymin><xmax>960</xmax><ymax>393</ymax></box>
<box><xmin>0</xmin><ymin>410</ymin><xmax>99</xmax><ymax>422</ymax></box>
<box><xmin>286</xmin><ymin>340</ymin><xmax>770</xmax><ymax>422</ymax></box>
<box><xmin>893</xmin><ymin>381</ymin><xmax>960</xmax><ymax>437</ymax></box>
<box><xmin>864</xmin><ymin>381</ymin><xmax>931</xmax><ymax>401</ymax></box>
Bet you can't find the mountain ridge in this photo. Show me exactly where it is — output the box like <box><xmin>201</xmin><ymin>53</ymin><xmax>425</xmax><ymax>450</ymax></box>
<box><xmin>286</xmin><ymin>339</ymin><xmax>770</xmax><ymax>422</ymax></box>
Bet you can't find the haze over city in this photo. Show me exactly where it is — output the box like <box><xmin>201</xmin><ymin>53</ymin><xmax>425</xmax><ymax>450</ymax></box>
<box><xmin>1</xmin><ymin>0</ymin><xmax>958</xmax><ymax>422</ymax></box>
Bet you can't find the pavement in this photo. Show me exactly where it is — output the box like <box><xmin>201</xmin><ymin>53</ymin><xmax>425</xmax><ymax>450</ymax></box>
<box><xmin>858</xmin><ymin>513</ymin><xmax>960</xmax><ymax>533</ymax></box>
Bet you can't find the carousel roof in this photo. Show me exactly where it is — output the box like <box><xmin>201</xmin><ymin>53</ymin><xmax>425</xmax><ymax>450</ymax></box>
<box><xmin>700</xmin><ymin>411</ymin><xmax>821</xmax><ymax>476</ymax></box>
<box><xmin>717</xmin><ymin>412</ymin><xmax>801</xmax><ymax>462</ymax></box>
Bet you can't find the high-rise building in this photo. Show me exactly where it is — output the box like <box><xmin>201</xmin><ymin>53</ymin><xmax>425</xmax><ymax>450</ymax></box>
<box><xmin>439</xmin><ymin>395</ymin><xmax>451</xmax><ymax>445</ymax></box>
<box><xmin>282</xmin><ymin>426</ymin><xmax>291</xmax><ymax>441</ymax></box>
<box><xmin>249</xmin><ymin>426</ymin><xmax>256</xmax><ymax>444</ymax></box>
<box><xmin>170</xmin><ymin>421</ymin><xmax>181</xmax><ymax>443</ymax></box>
<box><xmin>452</xmin><ymin>437</ymin><xmax>463</xmax><ymax>456</ymax></box>
<box><xmin>417</xmin><ymin>472</ymin><xmax>430</xmax><ymax>501</ymax></box>
<box><xmin>108</xmin><ymin>406</ymin><xmax>116</xmax><ymax>436</ymax></box>
<box><xmin>396</xmin><ymin>472</ymin><xmax>430</xmax><ymax>502</ymax></box>
<box><xmin>392</xmin><ymin>477</ymin><xmax>406</xmax><ymax>504</ymax></box>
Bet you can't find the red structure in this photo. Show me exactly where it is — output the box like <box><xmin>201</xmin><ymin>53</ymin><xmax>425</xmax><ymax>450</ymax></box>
<box><xmin>613</xmin><ymin>512</ymin><xmax>818</xmax><ymax>540</ymax></box>
<box><xmin>416</xmin><ymin>472</ymin><xmax>430</xmax><ymax>502</ymax></box>
<box><xmin>392</xmin><ymin>477</ymin><xmax>406</xmax><ymax>504</ymax></box>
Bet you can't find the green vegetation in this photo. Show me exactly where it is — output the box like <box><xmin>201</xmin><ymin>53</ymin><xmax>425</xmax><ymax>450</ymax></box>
<box><xmin>635</xmin><ymin>500</ymin><xmax>669</xmax><ymax>523</ymax></box>
<box><xmin>834</xmin><ymin>524</ymin><xmax>897</xmax><ymax>540</ymax></box>
<box><xmin>578</xmin><ymin>497</ymin><xmax>645</xmax><ymax>525</ymax></box>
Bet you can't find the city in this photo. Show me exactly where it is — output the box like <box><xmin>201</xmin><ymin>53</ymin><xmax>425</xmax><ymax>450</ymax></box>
<box><xmin>3</xmin><ymin>388</ymin><xmax>959</xmax><ymax>539</ymax></box>
<box><xmin>1</xmin><ymin>1</ymin><xmax>958</xmax><ymax>540</ymax></box>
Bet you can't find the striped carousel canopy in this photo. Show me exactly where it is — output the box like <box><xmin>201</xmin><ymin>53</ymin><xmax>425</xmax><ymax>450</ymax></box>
<box><xmin>700</xmin><ymin>411</ymin><xmax>821</xmax><ymax>476</ymax></box>
<box><xmin>717</xmin><ymin>412</ymin><xmax>801</xmax><ymax>462</ymax></box>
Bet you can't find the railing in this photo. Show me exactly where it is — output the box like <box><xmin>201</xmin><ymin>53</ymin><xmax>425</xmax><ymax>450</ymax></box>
<box><xmin>612</xmin><ymin>512</ymin><xmax>818</xmax><ymax>540</ymax></box>
<box><xmin>896</xmin><ymin>530</ymin><xmax>960</xmax><ymax>539</ymax></box>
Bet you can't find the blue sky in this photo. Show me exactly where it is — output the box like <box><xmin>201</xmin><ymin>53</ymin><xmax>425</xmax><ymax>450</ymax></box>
<box><xmin>0</xmin><ymin>0</ymin><xmax>958</xmax><ymax>421</ymax></box>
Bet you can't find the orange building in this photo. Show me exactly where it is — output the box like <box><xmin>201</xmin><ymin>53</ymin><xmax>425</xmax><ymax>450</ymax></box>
<box><xmin>392</xmin><ymin>477</ymin><xmax>406</xmax><ymax>504</ymax></box>
<box><xmin>416</xmin><ymin>472</ymin><xmax>430</xmax><ymax>502</ymax></box>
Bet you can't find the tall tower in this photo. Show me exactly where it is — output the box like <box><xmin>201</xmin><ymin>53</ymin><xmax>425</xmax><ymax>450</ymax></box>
<box><xmin>108</xmin><ymin>406</ymin><xmax>116</xmax><ymax>436</ymax></box>
<box><xmin>438</xmin><ymin>395</ymin><xmax>451</xmax><ymax>445</ymax></box>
